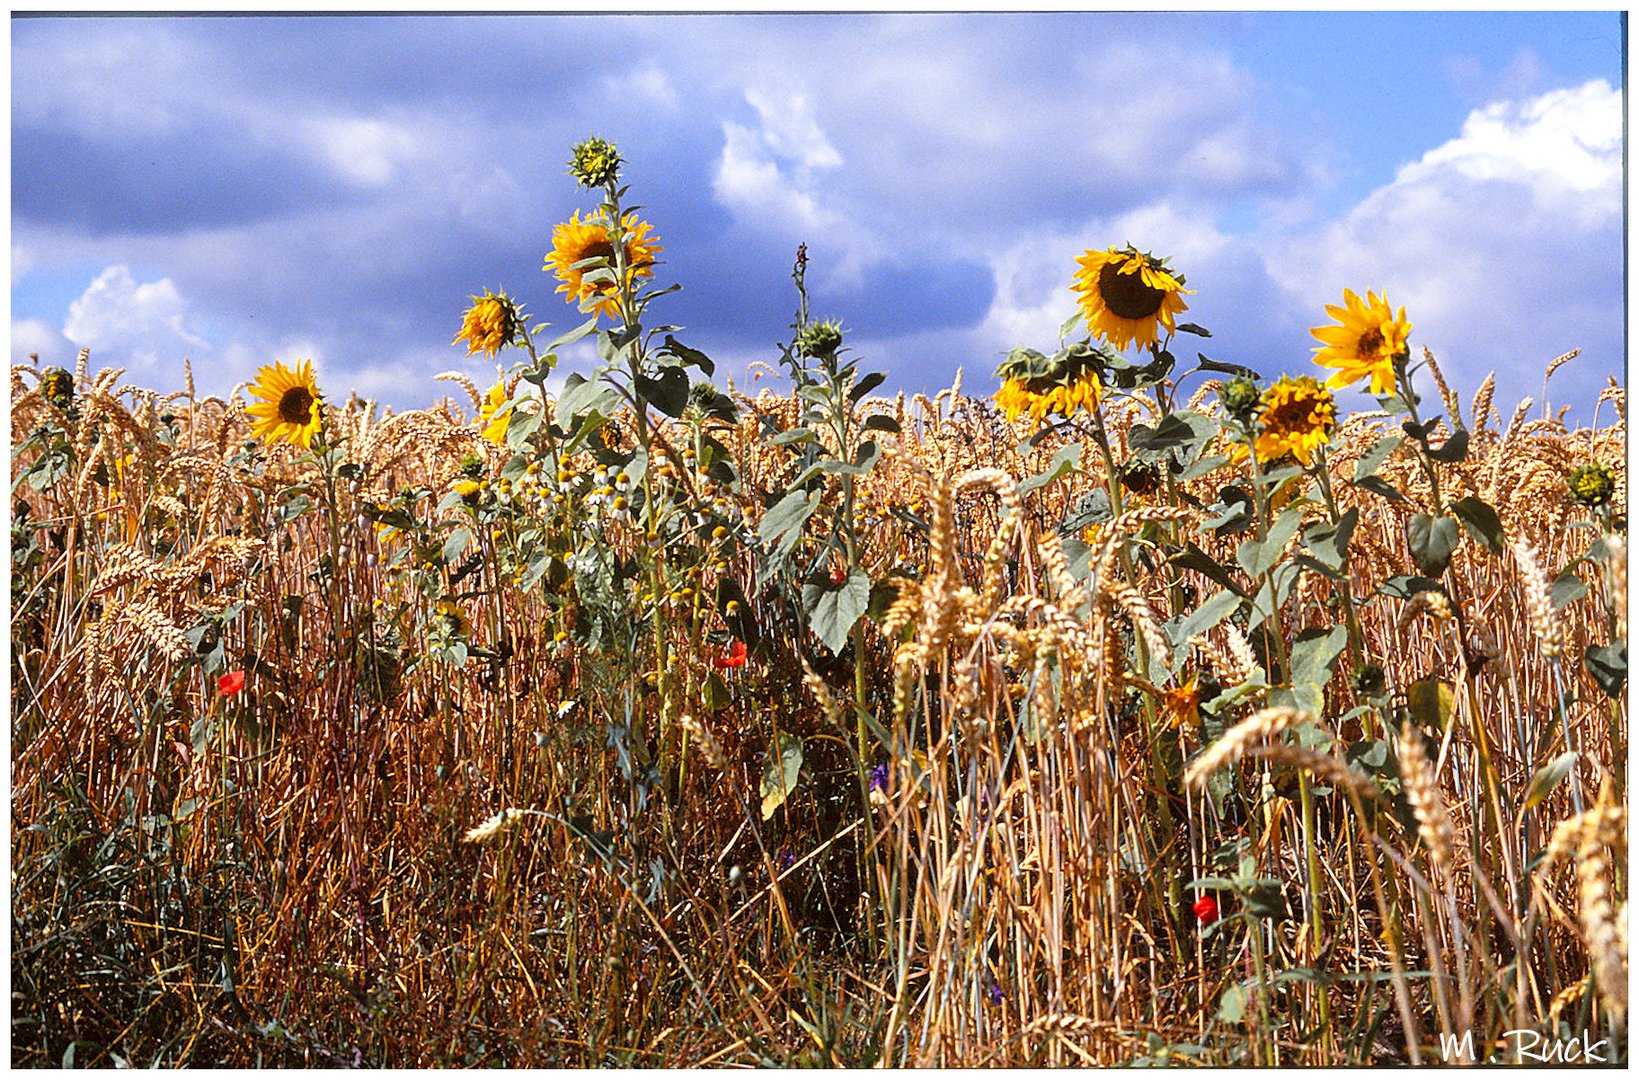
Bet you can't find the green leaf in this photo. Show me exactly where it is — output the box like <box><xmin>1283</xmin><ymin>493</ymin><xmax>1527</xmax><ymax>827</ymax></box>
<box><xmin>1450</xmin><ymin>496</ymin><xmax>1504</xmax><ymax>555</ymax></box>
<box><xmin>758</xmin><ymin>489</ymin><xmax>820</xmax><ymax>560</ymax></box>
<box><xmin>634</xmin><ymin>366</ymin><xmax>690</xmax><ymax>418</ymax></box>
<box><xmin>1585</xmin><ymin>640</ymin><xmax>1626</xmax><ymax>699</ymax></box>
<box><xmin>1289</xmin><ymin>624</ymin><xmax>1348</xmax><ymax>694</ymax></box>
<box><xmin>1551</xmin><ymin>568</ymin><xmax>1588</xmax><ymax>611</ymax></box>
<box><xmin>1522</xmin><ymin>751</ymin><xmax>1580</xmax><ymax>812</ymax></box>
<box><xmin>803</xmin><ymin>568</ymin><xmax>871</xmax><ymax>654</ymax></box>
<box><xmin>1407</xmin><ymin>678</ymin><xmax>1455</xmax><ymax>731</ymax></box>
<box><xmin>759</xmin><ymin>729</ymin><xmax>804</xmax><ymax>820</ymax></box>
<box><xmin>1237</xmin><ymin>505</ymin><xmax>1303</xmax><ymax>581</ymax></box>
<box><xmin>1172</xmin><ymin>589</ymin><xmax>1243</xmax><ymax>657</ymax></box>
<box><xmin>1058</xmin><ymin>488</ymin><xmax>1112</xmax><ymax>535</ymax></box>
<box><xmin>1172</xmin><ymin>543</ymin><xmax>1250</xmax><ymax>600</ymax></box>
<box><xmin>1406</xmin><ymin>513</ymin><xmax>1460</xmax><ymax>577</ymax></box>
<box><xmin>1353</xmin><ymin>435</ymin><xmax>1402</xmax><ymax>482</ymax></box>
<box><xmin>442</xmin><ymin>528</ymin><xmax>471</xmax><ymax>566</ymax></box>
<box><xmin>1426</xmin><ymin>427</ymin><xmax>1470</xmax><ymax>463</ymax></box>
<box><xmin>544</xmin><ymin>315</ymin><xmax>599</xmax><ymax>353</ymax></box>
<box><xmin>661</xmin><ymin>334</ymin><xmax>714</xmax><ymax>375</ymax></box>
<box><xmin>1019</xmin><ymin>442</ymin><xmax>1083</xmax><ymax>495</ymax></box>
<box><xmin>863</xmin><ymin>413</ymin><xmax>902</xmax><ymax>434</ymax></box>
<box><xmin>1203</xmin><ymin>486</ymin><xmax>1255</xmax><ymax>535</ymax></box>
<box><xmin>1303</xmin><ymin>508</ymin><xmax>1359</xmax><ymax>571</ymax></box>
<box><xmin>1217</xmin><ymin>983</ymin><xmax>1248</xmax><ymax>1024</ymax></box>
<box><xmin>766</xmin><ymin>427</ymin><xmax>818</xmax><ymax>446</ymax></box>
<box><xmin>1377</xmin><ymin>574</ymin><xmax>1444</xmax><ymax>600</ymax></box>
<box><xmin>704</xmin><ymin>672</ymin><xmax>732</xmax><ymax>712</ymax></box>
<box><xmin>1355</xmin><ymin>475</ymin><xmax>1407</xmax><ymax>503</ymax></box>
<box><xmin>849</xmin><ymin>371</ymin><xmax>887</xmax><ymax>403</ymax></box>
<box><xmin>1130</xmin><ymin>413</ymin><xmax>1203</xmax><ymax>452</ymax></box>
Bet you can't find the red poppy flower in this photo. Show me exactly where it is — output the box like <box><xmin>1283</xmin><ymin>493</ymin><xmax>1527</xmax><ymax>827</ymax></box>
<box><xmin>712</xmin><ymin>640</ymin><xmax>748</xmax><ymax>670</ymax></box>
<box><xmin>1192</xmin><ymin>895</ymin><xmax>1219</xmax><ymax>924</ymax></box>
<box><xmin>217</xmin><ymin>669</ymin><xmax>246</xmax><ymax>696</ymax></box>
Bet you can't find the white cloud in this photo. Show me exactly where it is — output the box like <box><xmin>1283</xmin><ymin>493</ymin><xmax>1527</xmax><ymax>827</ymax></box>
<box><xmin>614</xmin><ymin>64</ymin><xmax>679</xmax><ymax>110</ymax></box>
<box><xmin>743</xmin><ymin>88</ymin><xmax>843</xmax><ymax>171</ymax></box>
<box><xmin>12</xmin><ymin>319</ymin><xmax>75</xmax><ymax>365</ymax></box>
<box><xmin>61</xmin><ymin>265</ymin><xmax>211</xmax><ymax>378</ymax></box>
<box><xmin>305</xmin><ymin>116</ymin><xmax>420</xmax><ymax>189</ymax></box>
<box><xmin>713</xmin><ymin>89</ymin><xmax>876</xmax><ymax>285</ymax></box>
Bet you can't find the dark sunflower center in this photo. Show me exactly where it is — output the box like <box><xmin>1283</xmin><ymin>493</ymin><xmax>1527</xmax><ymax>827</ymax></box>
<box><xmin>1357</xmin><ymin>328</ymin><xmax>1385</xmax><ymax>357</ymax></box>
<box><xmin>278</xmin><ymin>386</ymin><xmax>314</xmax><ymax>425</ymax></box>
<box><xmin>1268</xmin><ymin>397</ymin><xmax>1321</xmax><ymax>430</ymax></box>
<box><xmin>1098</xmin><ymin>261</ymin><xmax>1166</xmax><ymax>320</ymax></box>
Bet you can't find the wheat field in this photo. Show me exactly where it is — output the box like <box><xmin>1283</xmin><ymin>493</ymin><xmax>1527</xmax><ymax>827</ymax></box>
<box><xmin>10</xmin><ymin>340</ymin><xmax>1626</xmax><ymax>1067</ymax></box>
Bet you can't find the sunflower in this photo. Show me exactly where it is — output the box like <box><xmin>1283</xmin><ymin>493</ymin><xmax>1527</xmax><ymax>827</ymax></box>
<box><xmin>477</xmin><ymin>381</ymin><xmax>512</xmax><ymax>445</ymax></box>
<box><xmin>1252</xmin><ymin>375</ymin><xmax>1336</xmax><ymax>467</ymax></box>
<box><xmin>453</xmin><ymin>292</ymin><xmax>520</xmax><ymax>357</ymax></box>
<box><xmin>245</xmin><ymin>359</ymin><xmax>323</xmax><ymax>449</ymax></box>
<box><xmin>1310</xmin><ymin>288</ymin><xmax>1411</xmax><ymax>396</ymax></box>
<box><xmin>545</xmin><ymin>211</ymin><xmax>662</xmax><ymax>320</ymax></box>
<box><xmin>1071</xmin><ymin>246</ymin><xmax>1192</xmax><ymax>351</ymax></box>
<box><xmin>993</xmin><ymin>345</ymin><xmax>1105</xmax><ymax>423</ymax></box>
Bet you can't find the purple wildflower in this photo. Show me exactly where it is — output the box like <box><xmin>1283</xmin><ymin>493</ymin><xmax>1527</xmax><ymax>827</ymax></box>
<box><xmin>870</xmin><ymin>762</ymin><xmax>889</xmax><ymax>792</ymax></box>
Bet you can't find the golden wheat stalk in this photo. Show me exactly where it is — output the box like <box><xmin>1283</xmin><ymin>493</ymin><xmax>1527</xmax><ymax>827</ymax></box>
<box><xmin>1396</xmin><ymin>720</ymin><xmax>1455</xmax><ymax>871</ymax></box>
<box><xmin>1242</xmin><ymin>744</ymin><xmax>1382</xmax><ymax>801</ymax></box>
<box><xmin>679</xmin><ymin>714</ymin><xmax>728</xmax><ymax>771</ymax></box>
<box><xmin>1511</xmin><ymin>538</ymin><xmax>1565</xmax><ymax>659</ymax></box>
<box><xmin>463</xmin><ymin>808</ymin><xmax>527</xmax><ymax>844</ymax></box>
<box><xmin>1576</xmin><ymin>785</ymin><xmax>1627</xmax><ymax>1013</ymax></box>
<box><xmin>1183</xmin><ymin>706</ymin><xmax>1308</xmax><ymax>790</ymax></box>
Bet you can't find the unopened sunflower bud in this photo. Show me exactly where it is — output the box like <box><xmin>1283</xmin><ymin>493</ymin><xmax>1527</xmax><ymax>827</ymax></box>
<box><xmin>796</xmin><ymin>319</ymin><xmax>845</xmax><ymax>359</ymax></box>
<box><xmin>1220</xmin><ymin>376</ymin><xmax>1262</xmax><ymax>421</ymax></box>
<box><xmin>567</xmin><ymin>135</ymin><xmax>621</xmax><ymax>189</ymax></box>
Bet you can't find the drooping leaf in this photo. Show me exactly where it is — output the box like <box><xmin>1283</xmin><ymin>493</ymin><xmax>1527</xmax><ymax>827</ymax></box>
<box><xmin>1450</xmin><ymin>496</ymin><xmax>1505</xmax><ymax>555</ymax></box>
<box><xmin>1289</xmin><ymin>625</ymin><xmax>1348</xmax><ymax>695</ymax></box>
<box><xmin>1237</xmin><ymin>505</ymin><xmax>1304</xmax><ymax>582</ymax></box>
<box><xmin>634</xmin><ymin>365</ymin><xmax>690</xmax><ymax>418</ymax></box>
<box><xmin>660</xmin><ymin>334</ymin><xmax>714</xmax><ymax>375</ymax></box>
<box><xmin>1585</xmin><ymin>640</ymin><xmax>1626</xmax><ymax>699</ymax></box>
<box><xmin>1426</xmin><ymin>427</ymin><xmax>1470</xmax><ymax>463</ymax></box>
<box><xmin>1406</xmin><ymin>513</ymin><xmax>1461</xmax><ymax>577</ymax></box>
<box><xmin>1522</xmin><ymin>751</ymin><xmax>1581</xmax><ymax>812</ymax></box>
<box><xmin>1407</xmin><ymin>678</ymin><xmax>1455</xmax><ymax>731</ymax></box>
<box><xmin>759</xmin><ymin>729</ymin><xmax>804</xmax><ymax>820</ymax></box>
<box><xmin>758</xmin><ymin>489</ymin><xmax>820</xmax><ymax>560</ymax></box>
<box><xmin>1355</xmin><ymin>475</ymin><xmax>1407</xmax><ymax>503</ymax></box>
<box><xmin>1551</xmin><ymin>568</ymin><xmax>1589</xmax><ymax>611</ymax></box>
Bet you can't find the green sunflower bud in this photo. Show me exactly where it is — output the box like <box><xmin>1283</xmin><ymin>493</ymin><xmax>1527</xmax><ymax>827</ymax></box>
<box><xmin>567</xmin><ymin>136</ymin><xmax>622</xmax><ymax>189</ymax></box>
<box><xmin>1567</xmin><ymin>462</ymin><xmax>1616</xmax><ymax>508</ymax></box>
<box><xmin>1220</xmin><ymin>376</ymin><xmax>1262</xmax><ymax>421</ymax></box>
<box><xmin>458</xmin><ymin>452</ymin><xmax>487</xmax><ymax>480</ymax></box>
<box><xmin>796</xmin><ymin>319</ymin><xmax>845</xmax><ymax>359</ymax></box>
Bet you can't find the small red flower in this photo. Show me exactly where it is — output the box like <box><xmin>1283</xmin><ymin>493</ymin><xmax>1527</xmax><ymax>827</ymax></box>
<box><xmin>712</xmin><ymin>640</ymin><xmax>748</xmax><ymax>670</ymax></box>
<box><xmin>828</xmin><ymin>566</ymin><xmax>847</xmax><ymax>585</ymax></box>
<box><xmin>1192</xmin><ymin>895</ymin><xmax>1220</xmax><ymax>924</ymax></box>
<box><xmin>217</xmin><ymin>669</ymin><xmax>246</xmax><ymax>696</ymax></box>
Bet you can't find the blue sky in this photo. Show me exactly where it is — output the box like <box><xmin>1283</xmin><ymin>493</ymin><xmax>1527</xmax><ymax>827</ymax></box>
<box><xmin>10</xmin><ymin>11</ymin><xmax>1626</xmax><ymax>422</ymax></box>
